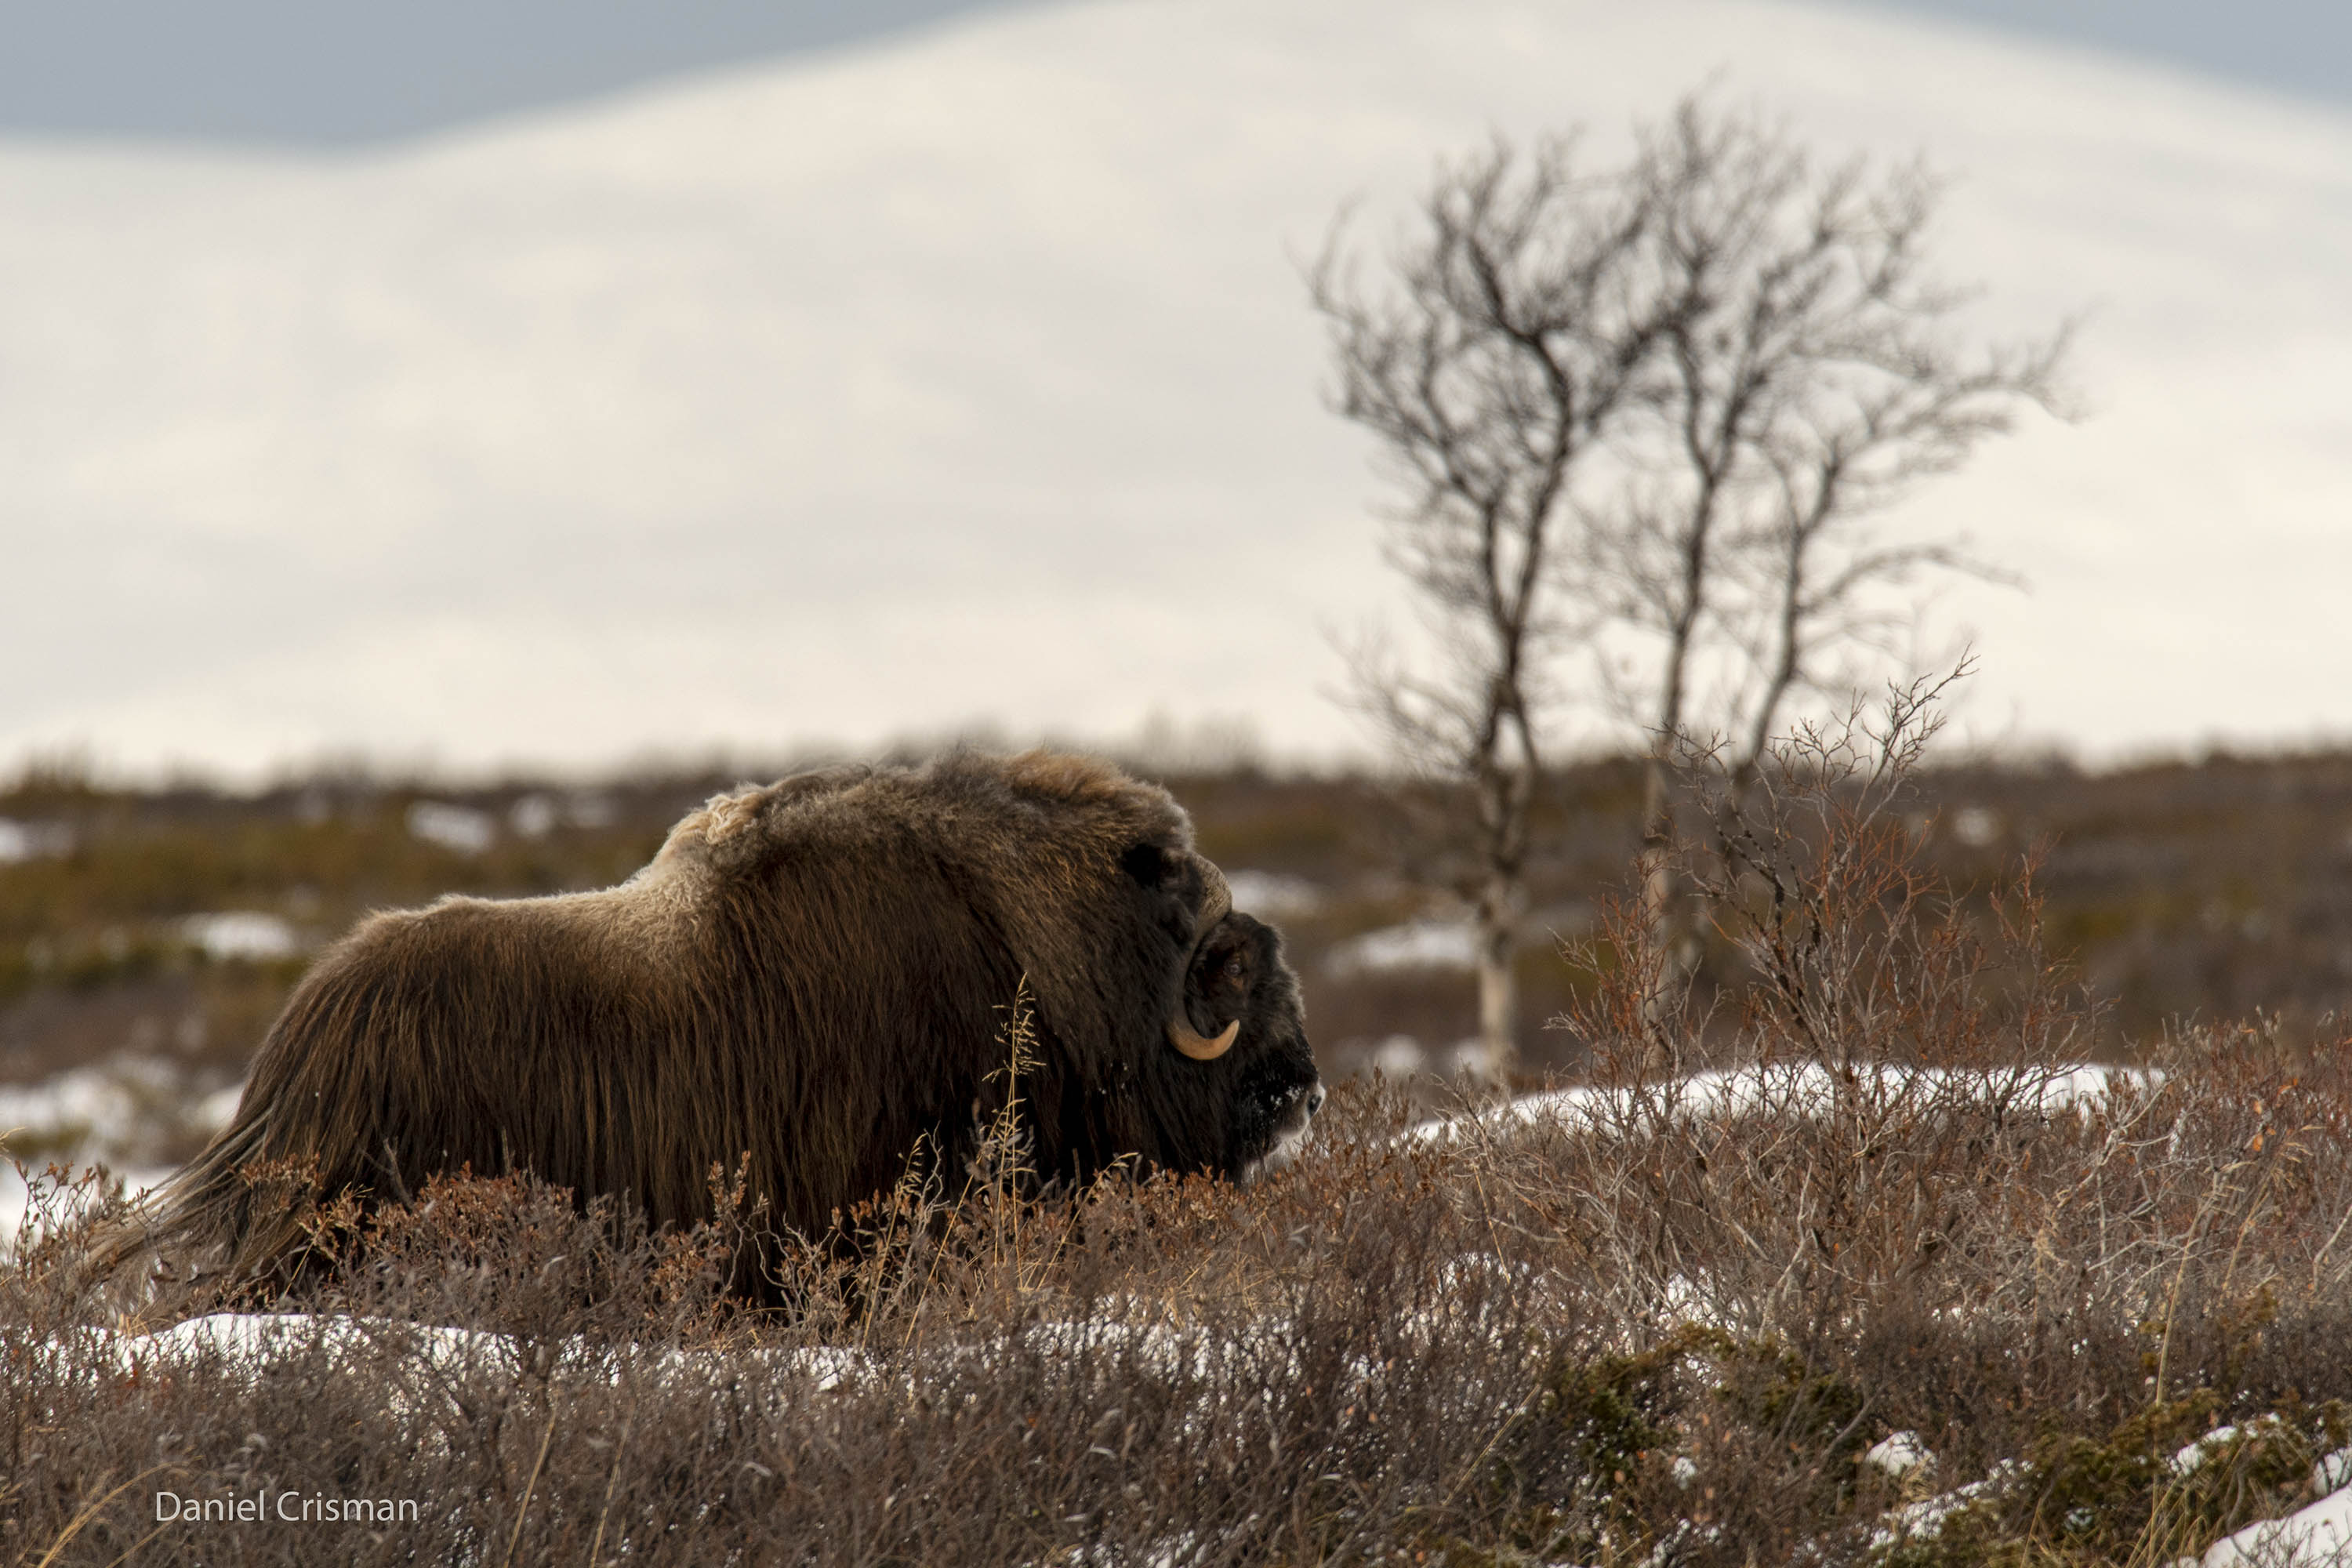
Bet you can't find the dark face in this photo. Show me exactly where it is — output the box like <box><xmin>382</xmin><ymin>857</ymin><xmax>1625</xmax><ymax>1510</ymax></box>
<box><xmin>1181</xmin><ymin>911</ymin><xmax>1323</xmax><ymax>1179</ymax></box>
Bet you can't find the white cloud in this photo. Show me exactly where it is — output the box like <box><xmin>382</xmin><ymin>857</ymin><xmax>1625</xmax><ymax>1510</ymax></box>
<box><xmin>2</xmin><ymin>0</ymin><xmax>2347</xmax><ymax>777</ymax></box>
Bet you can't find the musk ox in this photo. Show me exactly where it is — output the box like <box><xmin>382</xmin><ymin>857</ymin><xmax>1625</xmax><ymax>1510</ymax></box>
<box><xmin>115</xmin><ymin>750</ymin><xmax>1322</xmax><ymax>1298</ymax></box>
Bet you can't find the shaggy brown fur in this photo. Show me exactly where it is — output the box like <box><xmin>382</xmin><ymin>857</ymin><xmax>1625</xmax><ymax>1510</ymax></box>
<box><xmin>108</xmin><ymin>751</ymin><xmax>1320</xmax><ymax>1303</ymax></box>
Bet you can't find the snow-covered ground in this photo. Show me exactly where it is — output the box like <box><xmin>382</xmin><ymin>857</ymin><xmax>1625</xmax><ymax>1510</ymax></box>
<box><xmin>0</xmin><ymin>1059</ymin><xmax>239</xmax><ymax>1156</ymax></box>
<box><xmin>1</xmin><ymin>1060</ymin><xmax>238</xmax><ymax>1248</ymax></box>
<box><xmin>1221</xmin><ymin>870</ymin><xmax>1326</xmax><ymax>923</ymax></box>
<box><xmin>1872</xmin><ymin>1432</ymin><xmax>2352</xmax><ymax>1563</ymax></box>
<box><xmin>1</xmin><ymin>1162</ymin><xmax>174</xmax><ymax>1254</ymax></box>
<box><xmin>180</xmin><ymin>910</ymin><xmax>299</xmax><ymax>960</ymax></box>
<box><xmin>1406</xmin><ymin>1061</ymin><xmax>2158</xmax><ymax>1145</ymax></box>
<box><xmin>1326</xmin><ymin>919</ymin><xmax>1479</xmax><ymax>976</ymax></box>
<box><xmin>0</xmin><ymin>817</ymin><xmax>74</xmax><ymax>862</ymax></box>
<box><xmin>3</xmin><ymin>1</ymin><xmax>2350</xmax><ymax>775</ymax></box>
<box><xmin>2194</xmin><ymin>1465</ymin><xmax>2352</xmax><ymax>1566</ymax></box>
<box><xmin>405</xmin><ymin>799</ymin><xmax>498</xmax><ymax>855</ymax></box>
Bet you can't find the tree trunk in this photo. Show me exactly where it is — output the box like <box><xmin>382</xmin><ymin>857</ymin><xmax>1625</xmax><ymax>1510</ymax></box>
<box><xmin>1474</xmin><ymin>868</ymin><xmax>1520</xmax><ymax>1084</ymax></box>
<box><xmin>1638</xmin><ymin>750</ymin><xmax>1686</xmax><ymax>1073</ymax></box>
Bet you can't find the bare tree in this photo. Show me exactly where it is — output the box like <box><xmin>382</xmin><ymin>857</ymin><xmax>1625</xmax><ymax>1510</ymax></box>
<box><xmin>1316</xmin><ymin>99</ymin><xmax>2071</xmax><ymax>1076</ymax></box>
<box><xmin>1584</xmin><ymin>104</ymin><xmax>2069</xmax><ymax>992</ymax></box>
<box><xmin>1312</xmin><ymin>136</ymin><xmax>1676</xmax><ymax>1080</ymax></box>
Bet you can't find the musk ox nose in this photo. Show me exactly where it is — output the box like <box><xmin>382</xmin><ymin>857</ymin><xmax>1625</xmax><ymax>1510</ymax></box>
<box><xmin>1306</xmin><ymin>1081</ymin><xmax>1327</xmax><ymax>1118</ymax></box>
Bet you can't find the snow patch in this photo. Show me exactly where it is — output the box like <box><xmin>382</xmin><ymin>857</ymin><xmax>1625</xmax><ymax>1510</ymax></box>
<box><xmin>1867</xmin><ymin>1431</ymin><xmax>1933</xmax><ymax>1478</ymax></box>
<box><xmin>1445</xmin><ymin>1037</ymin><xmax>1510</xmax><ymax>1085</ymax></box>
<box><xmin>2</xmin><ymin>1162</ymin><xmax>173</xmax><ymax>1254</ymax></box>
<box><xmin>2189</xmin><ymin>1475</ymin><xmax>2352</xmax><ymax>1566</ymax></box>
<box><xmin>181</xmin><ymin>910</ymin><xmax>298</xmax><ymax>960</ymax></box>
<box><xmin>0</xmin><ymin>1061</ymin><xmax>241</xmax><ymax>1249</ymax></box>
<box><xmin>405</xmin><ymin>800</ymin><xmax>496</xmax><ymax>855</ymax></box>
<box><xmin>509</xmin><ymin>793</ymin><xmax>560</xmax><ymax>837</ymax></box>
<box><xmin>1409</xmin><ymin>1062</ymin><xmax>2160</xmax><ymax>1145</ymax></box>
<box><xmin>1327</xmin><ymin>920</ymin><xmax>1478</xmax><ymax>975</ymax></box>
<box><xmin>1873</xmin><ymin>1460</ymin><xmax>2023</xmax><ymax>1548</ymax></box>
<box><xmin>195</xmin><ymin>1082</ymin><xmax>244</xmax><ymax>1131</ymax></box>
<box><xmin>2171</xmin><ymin>1417</ymin><xmax>2282</xmax><ymax>1478</ymax></box>
<box><xmin>1952</xmin><ymin>806</ymin><xmax>2004</xmax><ymax>846</ymax></box>
<box><xmin>107</xmin><ymin>1312</ymin><xmax>869</xmax><ymax>1399</ymax></box>
<box><xmin>1223</xmin><ymin>870</ymin><xmax>1325</xmax><ymax>921</ymax></box>
<box><xmin>508</xmin><ymin>791</ymin><xmax>618</xmax><ymax>835</ymax></box>
<box><xmin>1</xmin><ymin>1061</ymin><xmax>172</xmax><ymax>1150</ymax></box>
<box><xmin>0</xmin><ymin>818</ymin><xmax>72</xmax><ymax>862</ymax></box>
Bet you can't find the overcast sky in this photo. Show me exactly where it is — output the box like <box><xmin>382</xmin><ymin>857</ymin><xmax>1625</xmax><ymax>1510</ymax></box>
<box><xmin>0</xmin><ymin>0</ymin><xmax>2345</xmax><ymax>145</ymax></box>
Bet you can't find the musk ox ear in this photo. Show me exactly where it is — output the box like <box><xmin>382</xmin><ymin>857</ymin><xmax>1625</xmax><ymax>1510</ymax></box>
<box><xmin>1119</xmin><ymin>840</ymin><xmax>1204</xmax><ymax>946</ymax></box>
<box><xmin>1121</xmin><ymin>841</ymin><xmax>1243</xmax><ymax>1060</ymax></box>
<box><xmin>1119</xmin><ymin>842</ymin><xmax>1174</xmax><ymax>889</ymax></box>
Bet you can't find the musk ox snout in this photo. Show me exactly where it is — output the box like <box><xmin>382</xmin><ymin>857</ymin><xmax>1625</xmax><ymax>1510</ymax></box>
<box><xmin>1241</xmin><ymin>1076</ymin><xmax>1326</xmax><ymax>1185</ymax></box>
<box><xmin>1184</xmin><ymin>908</ymin><xmax>1319</xmax><ymax>1178</ymax></box>
<box><xmin>109</xmin><ymin>750</ymin><xmax>1321</xmax><ymax>1303</ymax></box>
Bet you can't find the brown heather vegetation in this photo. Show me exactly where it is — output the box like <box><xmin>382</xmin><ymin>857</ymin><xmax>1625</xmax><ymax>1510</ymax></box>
<box><xmin>5</xmin><ymin>717</ymin><xmax>2352</xmax><ymax>1565</ymax></box>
